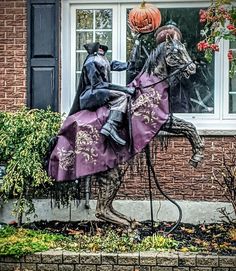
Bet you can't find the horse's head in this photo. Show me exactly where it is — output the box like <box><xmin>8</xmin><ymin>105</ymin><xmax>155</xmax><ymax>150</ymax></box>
<box><xmin>165</xmin><ymin>34</ymin><xmax>196</xmax><ymax>79</ymax></box>
<box><xmin>144</xmin><ymin>31</ymin><xmax>196</xmax><ymax>83</ymax></box>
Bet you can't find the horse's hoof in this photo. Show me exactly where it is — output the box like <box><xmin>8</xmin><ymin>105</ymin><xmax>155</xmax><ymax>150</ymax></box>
<box><xmin>130</xmin><ymin>220</ymin><xmax>142</xmax><ymax>229</ymax></box>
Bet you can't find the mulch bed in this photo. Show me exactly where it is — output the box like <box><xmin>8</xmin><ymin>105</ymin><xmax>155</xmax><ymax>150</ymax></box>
<box><xmin>24</xmin><ymin>220</ymin><xmax>236</xmax><ymax>255</ymax></box>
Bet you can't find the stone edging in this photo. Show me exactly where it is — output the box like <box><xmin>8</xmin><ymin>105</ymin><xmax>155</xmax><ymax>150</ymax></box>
<box><xmin>0</xmin><ymin>250</ymin><xmax>235</xmax><ymax>271</ymax></box>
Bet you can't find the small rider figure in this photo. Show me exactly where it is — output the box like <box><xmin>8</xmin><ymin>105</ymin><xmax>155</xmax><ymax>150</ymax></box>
<box><xmin>69</xmin><ymin>42</ymin><xmax>135</xmax><ymax>146</ymax></box>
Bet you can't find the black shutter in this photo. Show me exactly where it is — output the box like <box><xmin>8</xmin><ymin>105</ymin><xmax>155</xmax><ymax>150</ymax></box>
<box><xmin>27</xmin><ymin>0</ymin><xmax>59</xmax><ymax>111</ymax></box>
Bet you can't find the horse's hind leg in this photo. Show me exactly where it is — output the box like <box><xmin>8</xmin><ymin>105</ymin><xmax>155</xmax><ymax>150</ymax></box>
<box><xmin>95</xmin><ymin>168</ymin><xmax>131</xmax><ymax>227</ymax></box>
<box><xmin>161</xmin><ymin>116</ymin><xmax>204</xmax><ymax>168</ymax></box>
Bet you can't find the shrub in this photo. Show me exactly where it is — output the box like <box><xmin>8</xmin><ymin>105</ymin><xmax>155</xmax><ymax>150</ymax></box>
<box><xmin>0</xmin><ymin>107</ymin><xmax>62</xmax><ymax>225</ymax></box>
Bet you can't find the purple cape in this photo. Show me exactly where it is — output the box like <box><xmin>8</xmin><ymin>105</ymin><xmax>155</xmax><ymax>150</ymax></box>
<box><xmin>48</xmin><ymin>72</ymin><xmax>169</xmax><ymax>181</ymax></box>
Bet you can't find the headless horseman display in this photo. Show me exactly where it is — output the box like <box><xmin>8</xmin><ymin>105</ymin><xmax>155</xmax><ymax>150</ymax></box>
<box><xmin>69</xmin><ymin>42</ymin><xmax>135</xmax><ymax>146</ymax></box>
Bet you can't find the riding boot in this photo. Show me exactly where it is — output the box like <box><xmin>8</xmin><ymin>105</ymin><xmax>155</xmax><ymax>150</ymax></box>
<box><xmin>100</xmin><ymin>110</ymin><xmax>126</xmax><ymax>146</ymax></box>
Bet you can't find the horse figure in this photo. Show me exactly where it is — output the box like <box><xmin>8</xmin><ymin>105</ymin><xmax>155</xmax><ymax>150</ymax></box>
<box><xmin>48</xmin><ymin>34</ymin><xmax>204</xmax><ymax>228</ymax></box>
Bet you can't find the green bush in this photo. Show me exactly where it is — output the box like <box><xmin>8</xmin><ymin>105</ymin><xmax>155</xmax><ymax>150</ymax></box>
<box><xmin>0</xmin><ymin>226</ymin><xmax>179</xmax><ymax>257</ymax></box>
<box><xmin>0</xmin><ymin>107</ymin><xmax>62</xmax><ymax>224</ymax></box>
<box><xmin>0</xmin><ymin>226</ymin><xmax>67</xmax><ymax>257</ymax></box>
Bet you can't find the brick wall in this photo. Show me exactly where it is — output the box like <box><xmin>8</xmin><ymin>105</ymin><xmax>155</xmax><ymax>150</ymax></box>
<box><xmin>119</xmin><ymin>136</ymin><xmax>235</xmax><ymax>202</ymax></box>
<box><xmin>0</xmin><ymin>0</ymin><xmax>27</xmax><ymax>111</ymax></box>
<box><xmin>1</xmin><ymin>251</ymin><xmax>236</xmax><ymax>271</ymax></box>
<box><xmin>0</xmin><ymin>0</ymin><xmax>234</xmax><ymax>204</ymax></box>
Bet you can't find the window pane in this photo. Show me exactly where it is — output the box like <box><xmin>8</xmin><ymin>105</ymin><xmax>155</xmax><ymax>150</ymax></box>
<box><xmin>126</xmin><ymin>8</ymin><xmax>215</xmax><ymax>114</ymax></box>
<box><xmin>76</xmin><ymin>10</ymin><xmax>93</xmax><ymax>29</ymax></box>
<box><xmin>229</xmin><ymin>41</ymin><xmax>236</xmax><ymax>114</ymax></box>
<box><xmin>76</xmin><ymin>52</ymin><xmax>87</xmax><ymax>71</ymax></box>
<box><xmin>76</xmin><ymin>32</ymin><xmax>93</xmax><ymax>50</ymax></box>
<box><xmin>95</xmin><ymin>31</ymin><xmax>112</xmax><ymax>49</ymax></box>
<box><xmin>95</xmin><ymin>9</ymin><xmax>112</xmax><ymax>29</ymax></box>
<box><xmin>75</xmin><ymin>9</ymin><xmax>113</xmax><ymax>86</ymax></box>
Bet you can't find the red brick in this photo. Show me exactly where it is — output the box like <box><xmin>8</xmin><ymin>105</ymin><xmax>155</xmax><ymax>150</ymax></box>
<box><xmin>15</xmin><ymin>50</ymin><xmax>26</xmax><ymax>56</ymax></box>
<box><xmin>14</xmin><ymin>15</ymin><xmax>26</xmax><ymax>21</ymax></box>
<box><xmin>0</xmin><ymin>15</ymin><xmax>15</xmax><ymax>20</ymax></box>
<box><xmin>15</xmin><ymin>2</ymin><xmax>26</xmax><ymax>8</ymax></box>
<box><xmin>15</xmin><ymin>62</ymin><xmax>26</xmax><ymax>68</ymax></box>
<box><xmin>14</xmin><ymin>38</ymin><xmax>26</xmax><ymax>45</ymax></box>
<box><xmin>5</xmin><ymin>79</ymin><xmax>24</xmax><ymax>86</ymax></box>
<box><xmin>6</xmin><ymin>92</ymin><xmax>24</xmax><ymax>99</ymax></box>
<box><xmin>15</xmin><ymin>87</ymin><xmax>26</xmax><ymax>93</ymax></box>
<box><xmin>1</xmin><ymin>2</ymin><xmax>15</xmax><ymax>8</ymax></box>
<box><xmin>0</xmin><ymin>104</ymin><xmax>6</xmax><ymax>110</ymax></box>
<box><xmin>6</xmin><ymin>8</ymin><xmax>24</xmax><ymax>15</ymax></box>
<box><xmin>6</xmin><ymin>44</ymin><xmax>23</xmax><ymax>50</ymax></box>
<box><xmin>0</xmin><ymin>38</ymin><xmax>14</xmax><ymax>44</ymax></box>
<box><xmin>0</xmin><ymin>26</ymin><xmax>14</xmax><ymax>32</ymax></box>
<box><xmin>6</xmin><ymin>31</ymin><xmax>24</xmax><ymax>39</ymax></box>
<box><xmin>0</xmin><ymin>68</ymin><xmax>5</xmax><ymax>74</ymax></box>
<box><xmin>6</xmin><ymin>20</ymin><xmax>24</xmax><ymax>26</ymax></box>
<box><xmin>15</xmin><ymin>74</ymin><xmax>25</xmax><ymax>80</ymax></box>
<box><xmin>14</xmin><ymin>98</ymin><xmax>25</xmax><ymax>104</ymax></box>
<box><xmin>0</xmin><ymin>98</ymin><xmax>14</xmax><ymax>105</ymax></box>
<box><xmin>0</xmin><ymin>50</ymin><xmax>14</xmax><ymax>57</ymax></box>
<box><xmin>0</xmin><ymin>92</ymin><xmax>6</xmax><ymax>99</ymax></box>
<box><xmin>6</xmin><ymin>56</ymin><xmax>24</xmax><ymax>63</ymax></box>
<box><xmin>15</xmin><ymin>26</ymin><xmax>26</xmax><ymax>32</ymax></box>
<box><xmin>1</xmin><ymin>62</ymin><xmax>14</xmax><ymax>68</ymax></box>
<box><xmin>6</xmin><ymin>68</ymin><xmax>24</xmax><ymax>74</ymax></box>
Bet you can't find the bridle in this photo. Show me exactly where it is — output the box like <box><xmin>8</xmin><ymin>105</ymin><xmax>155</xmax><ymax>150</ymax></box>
<box><xmin>141</xmin><ymin>61</ymin><xmax>194</xmax><ymax>89</ymax></box>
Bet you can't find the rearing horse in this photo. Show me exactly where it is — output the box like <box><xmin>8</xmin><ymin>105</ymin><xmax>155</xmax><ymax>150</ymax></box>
<box><xmin>48</xmin><ymin>34</ymin><xmax>204</xmax><ymax>227</ymax></box>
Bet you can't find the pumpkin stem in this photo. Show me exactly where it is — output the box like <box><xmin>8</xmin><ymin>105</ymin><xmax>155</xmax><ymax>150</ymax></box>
<box><xmin>140</xmin><ymin>0</ymin><xmax>146</xmax><ymax>8</ymax></box>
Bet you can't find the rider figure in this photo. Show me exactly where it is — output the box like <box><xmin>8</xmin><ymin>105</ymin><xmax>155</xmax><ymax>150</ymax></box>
<box><xmin>69</xmin><ymin>42</ymin><xmax>135</xmax><ymax>146</ymax></box>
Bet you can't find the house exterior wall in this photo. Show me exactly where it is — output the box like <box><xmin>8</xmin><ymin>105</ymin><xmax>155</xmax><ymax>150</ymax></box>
<box><xmin>0</xmin><ymin>0</ymin><xmax>27</xmax><ymax>111</ymax></box>
<box><xmin>118</xmin><ymin>136</ymin><xmax>234</xmax><ymax>202</ymax></box>
<box><xmin>0</xmin><ymin>0</ymin><xmax>234</xmax><ymax>204</ymax></box>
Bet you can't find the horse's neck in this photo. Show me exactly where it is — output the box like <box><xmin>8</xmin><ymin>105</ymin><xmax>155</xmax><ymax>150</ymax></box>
<box><xmin>144</xmin><ymin>46</ymin><xmax>168</xmax><ymax>80</ymax></box>
<box><xmin>152</xmin><ymin>56</ymin><xmax>168</xmax><ymax>80</ymax></box>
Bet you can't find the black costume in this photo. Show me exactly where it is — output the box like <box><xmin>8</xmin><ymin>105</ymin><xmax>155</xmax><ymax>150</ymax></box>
<box><xmin>69</xmin><ymin>42</ymin><xmax>135</xmax><ymax>145</ymax></box>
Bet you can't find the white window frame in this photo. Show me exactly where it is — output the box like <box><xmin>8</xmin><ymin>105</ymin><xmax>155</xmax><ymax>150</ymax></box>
<box><xmin>62</xmin><ymin>0</ymin><xmax>236</xmax><ymax>134</ymax></box>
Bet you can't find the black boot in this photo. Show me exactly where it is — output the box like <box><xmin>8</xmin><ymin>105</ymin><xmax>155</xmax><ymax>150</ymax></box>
<box><xmin>100</xmin><ymin>111</ymin><xmax>126</xmax><ymax>146</ymax></box>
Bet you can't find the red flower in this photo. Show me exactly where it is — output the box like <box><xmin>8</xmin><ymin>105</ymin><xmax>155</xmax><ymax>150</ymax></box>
<box><xmin>228</xmin><ymin>50</ymin><xmax>233</xmax><ymax>61</ymax></box>
<box><xmin>227</xmin><ymin>24</ymin><xmax>235</xmax><ymax>30</ymax></box>
<box><xmin>211</xmin><ymin>44</ymin><xmax>219</xmax><ymax>52</ymax></box>
<box><xmin>197</xmin><ymin>41</ymin><xmax>209</xmax><ymax>51</ymax></box>
<box><xmin>199</xmin><ymin>9</ymin><xmax>207</xmax><ymax>23</ymax></box>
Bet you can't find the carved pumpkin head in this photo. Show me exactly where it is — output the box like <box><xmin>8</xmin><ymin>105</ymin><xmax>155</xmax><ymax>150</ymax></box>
<box><xmin>128</xmin><ymin>1</ymin><xmax>161</xmax><ymax>34</ymax></box>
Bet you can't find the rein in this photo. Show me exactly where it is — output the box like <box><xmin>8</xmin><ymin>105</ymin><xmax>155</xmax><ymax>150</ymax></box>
<box><xmin>140</xmin><ymin>62</ymin><xmax>193</xmax><ymax>89</ymax></box>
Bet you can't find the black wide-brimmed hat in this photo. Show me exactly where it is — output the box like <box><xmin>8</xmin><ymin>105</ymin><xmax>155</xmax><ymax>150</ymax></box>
<box><xmin>84</xmin><ymin>42</ymin><xmax>108</xmax><ymax>55</ymax></box>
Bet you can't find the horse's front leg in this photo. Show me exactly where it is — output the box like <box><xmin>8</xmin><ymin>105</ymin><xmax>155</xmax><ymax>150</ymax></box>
<box><xmin>95</xmin><ymin>168</ymin><xmax>132</xmax><ymax>227</ymax></box>
<box><xmin>160</xmin><ymin>116</ymin><xmax>204</xmax><ymax>168</ymax></box>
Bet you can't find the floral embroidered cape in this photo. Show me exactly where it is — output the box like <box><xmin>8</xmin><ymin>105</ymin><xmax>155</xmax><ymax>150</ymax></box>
<box><xmin>48</xmin><ymin>72</ymin><xmax>169</xmax><ymax>181</ymax></box>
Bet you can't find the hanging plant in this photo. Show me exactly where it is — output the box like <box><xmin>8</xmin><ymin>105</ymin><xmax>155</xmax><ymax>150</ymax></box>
<box><xmin>128</xmin><ymin>1</ymin><xmax>161</xmax><ymax>34</ymax></box>
<box><xmin>197</xmin><ymin>0</ymin><xmax>236</xmax><ymax>77</ymax></box>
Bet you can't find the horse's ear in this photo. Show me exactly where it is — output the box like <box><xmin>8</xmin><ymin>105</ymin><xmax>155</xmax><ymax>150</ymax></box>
<box><xmin>165</xmin><ymin>33</ymin><xmax>172</xmax><ymax>43</ymax></box>
<box><xmin>173</xmin><ymin>31</ymin><xmax>180</xmax><ymax>40</ymax></box>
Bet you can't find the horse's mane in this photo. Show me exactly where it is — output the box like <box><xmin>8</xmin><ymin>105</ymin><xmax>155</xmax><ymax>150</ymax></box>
<box><xmin>142</xmin><ymin>42</ymin><xmax>167</xmax><ymax>77</ymax></box>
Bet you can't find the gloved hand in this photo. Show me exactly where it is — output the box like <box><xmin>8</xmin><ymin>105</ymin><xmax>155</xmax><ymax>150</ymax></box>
<box><xmin>125</xmin><ymin>87</ymin><xmax>136</xmax><ymax>96</ymax></box>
